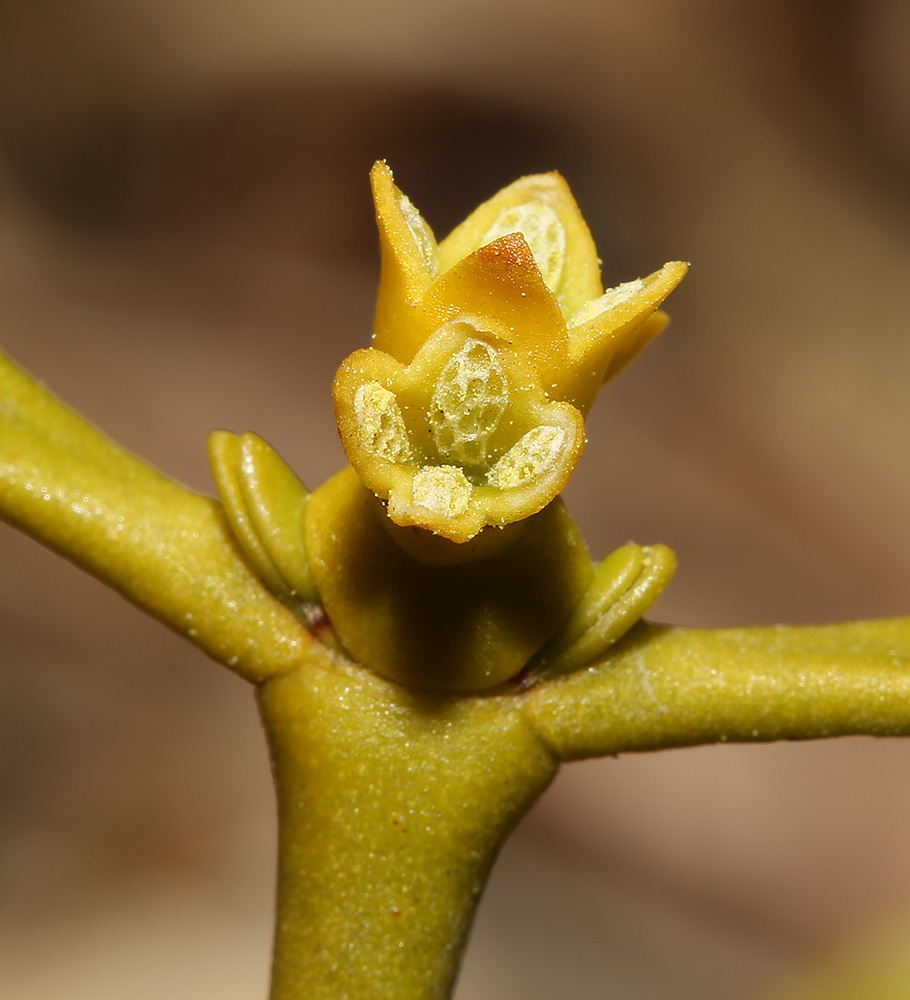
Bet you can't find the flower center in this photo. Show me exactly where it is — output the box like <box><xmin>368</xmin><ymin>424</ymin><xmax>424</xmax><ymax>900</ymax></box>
<box><xmin>429</xmin><ymin>338</ymin><xmax>508</xmax><ymax>468</ymax></box>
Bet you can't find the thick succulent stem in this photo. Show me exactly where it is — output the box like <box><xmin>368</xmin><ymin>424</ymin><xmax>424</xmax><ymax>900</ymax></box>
<box><xmin>258</xmin><ymin>653</ymin><xmax>557</xmax><ymax>999</ymax></box>
<box><xmin>0</xmin><ymin>348</ymin><xmax>309</xmax><ymax>683</ymax></box>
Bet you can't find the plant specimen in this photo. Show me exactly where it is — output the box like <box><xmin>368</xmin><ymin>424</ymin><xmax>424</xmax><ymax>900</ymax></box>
<box><xmin>2</xmin><ymin>161</ymin><xmax>909</xmax><ymax>999</ymax></box>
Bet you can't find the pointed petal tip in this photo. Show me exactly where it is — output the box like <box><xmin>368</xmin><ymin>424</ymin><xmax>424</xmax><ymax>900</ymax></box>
<box><xmin>369</xmin><ymin>158</ymin><xmax>393</xmax><ymax>186</ymax></box>
<box><xmin>473</xmin><ymin>231</ymin><xmax>539</xmax><ymax>271</ymax></box>
<box><xmin>663</xmin><ymin>260</ymin><xmax>690</xmax><ymax>282</ymax></box>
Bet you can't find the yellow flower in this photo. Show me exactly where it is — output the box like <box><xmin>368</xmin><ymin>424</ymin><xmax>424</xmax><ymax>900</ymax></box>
<box><xmin>333</xmin><ymin>161</ymin><xmax>687</xmax><ymax>543</ymax></box>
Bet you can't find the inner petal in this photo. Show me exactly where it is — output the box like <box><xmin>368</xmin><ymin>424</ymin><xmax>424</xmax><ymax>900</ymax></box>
<box><xmin>411</xmin><ymin>465</ymin><xmax>472</xmax><ymax>516</ymax></box>
<box><xmin>429</xmin><ymin>338</ymin><xmax>508</xmax><ymax>466</ymax></box>
<box><xmin>399</xmin><ymin>194</ymin><xmax>438</xmax><ymax>279</ymax></box>
<box><xmin>568</xmin><ymin>278</ymin><xmax>645</xmax><ymax>328</ymax></box>
<box><xmin>482</xmin><ymin>202</ymin><xmax>566</xmax><ymax>293</ymax></box>
<box><xmin>353</xmin><ymin>382</ymin><xmax>413</xmax><ymax>462</ymax></box>
<box><xmin>487</xmin><ymin>425</ymin><xmax>567</xmax><ymax>488</ymax></box>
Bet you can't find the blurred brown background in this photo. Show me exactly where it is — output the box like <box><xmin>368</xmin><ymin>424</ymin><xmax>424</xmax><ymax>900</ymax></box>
<box><xmin>2</xmin><ymin>1</ymin><xmax>910</xmax><ymax>997</ymax></box>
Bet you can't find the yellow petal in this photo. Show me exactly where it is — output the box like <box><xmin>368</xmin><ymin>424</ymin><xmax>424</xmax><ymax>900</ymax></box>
<box><xmin>333</xmin><ymin>347</ymin><xmax>414</xmax><ymax>497</ymax></box>
<box><xmin>556</xmin><ymin>261</ymin><xmax>689</xmax><ymax>412</ymax></box>
<box><xmin>370</xmin><ymin>161</ymin><xmax>440</xmax><ymax>362</ymax></box>
<box><xmin>420</xmin><ymin>234</ymin><xmax>569</xmax><ymax>384</ymax></box>
<box><xmin>437</xmin><ymin>172</ymin><xmax>603</xmax><ymax>316</ymax></box>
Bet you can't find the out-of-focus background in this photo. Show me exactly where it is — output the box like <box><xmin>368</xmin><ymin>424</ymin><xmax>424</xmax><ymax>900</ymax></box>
<box><xmin>2</xmin><ymin>1</ymin><xmax>910</xmax><ymax>997</ymax></box>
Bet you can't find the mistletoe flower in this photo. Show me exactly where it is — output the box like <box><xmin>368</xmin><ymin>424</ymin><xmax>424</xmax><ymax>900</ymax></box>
<box><xmin>333</xmin><ymin>161</ymin><xmax>687</xmax><ymax>543</ymax></box>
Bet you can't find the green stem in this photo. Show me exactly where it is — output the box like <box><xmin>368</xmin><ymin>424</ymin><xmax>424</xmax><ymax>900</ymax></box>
<box><xmin>526</xmin><ymin>620</ymin><xmax>910</xmax><ymax>758</ymax></box>
<box><xmin>0</xmin><ymin>347</ymin><xmax>308</xmax><ymax>682</ymax></box>
<box><xmin>258</xmin><ymin>652</ymin><xmax>557</xmax><ymax>999</ymax></box>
